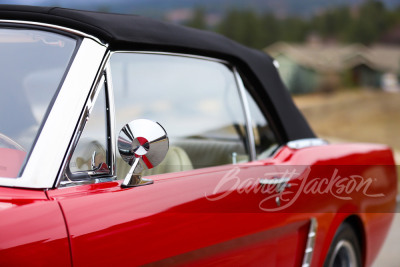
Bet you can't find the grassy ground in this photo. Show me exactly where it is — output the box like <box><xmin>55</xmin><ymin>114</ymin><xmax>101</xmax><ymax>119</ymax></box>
<box><xmin>293</xmin><ymin>89</ymin><xmax>400</xmax><ymax>189</ymax></box>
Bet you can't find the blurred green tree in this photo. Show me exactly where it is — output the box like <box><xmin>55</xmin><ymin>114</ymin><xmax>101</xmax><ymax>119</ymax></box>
<box><xmin>279</xmin><ymin>17</ymin><xmax>309</xmax><ymax>42</ymax></box>
<box><xmin>186</xmin><ymin>7</ymin><xmax>207</xmax><ymax>30</ymax></box>
<box><xmin>259</xmin><ymin>14</ymin><xmax>280</xmax><ymax>46</ymax></box>
<box><xmin>191</xmin><ymin>0</ymin><xmax>400</xmax><ymax>49</ymax></box>
<box><xmin>345</xmin><ymin>0</ymin><xmax>390</xmax><ymax>44</ymax></box>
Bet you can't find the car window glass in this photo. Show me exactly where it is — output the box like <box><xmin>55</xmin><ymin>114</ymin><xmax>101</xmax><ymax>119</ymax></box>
<box><xmin>66</xmin><ymin>81</ymin><xmax>110</xmax><ymax>180</ymax></box>
<box><xmin>0</xmin><ymin>28</ymin><xmax>77</xmax><ymax>178</ymax></box>
<box><xmin>111</xmin><ymin>53</ymin><xmax>249</xmax><ymax>179</ymax></box>
<box><xmin>245</xmin><ymin>90</ymin><xmax>279</xmax><ymax>159</ymax></box>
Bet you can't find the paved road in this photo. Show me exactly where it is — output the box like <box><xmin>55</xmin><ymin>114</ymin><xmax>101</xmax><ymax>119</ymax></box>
<box><xmin>372</xmin><ymin>198</ymin><xmax>400</xmax><ymax>267</ymax></box>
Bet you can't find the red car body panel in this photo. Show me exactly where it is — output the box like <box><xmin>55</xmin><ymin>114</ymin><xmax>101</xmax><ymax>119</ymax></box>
<box><xmin>47</xmin><ymin>170</ymin><xmax>310</xmax><ymax>266</ymax></box>
<box><xmin>0</xmin><ymin>143</ymin><xmax>396</xmax><ymax>266</ymax></box>
<box><xmin>0</xmin><ymin>187</ymin><xmax>71</xmax><ymax>267</ymax></box>
<box><xmin>23</xmin><ymin>143</ymin><xmax>394</xmax><ymax>267</ymax></box>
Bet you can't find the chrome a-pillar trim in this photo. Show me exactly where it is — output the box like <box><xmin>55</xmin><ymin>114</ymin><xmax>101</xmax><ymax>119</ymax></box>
<box><xmin>55</xmin><ymin>50</ymin><xmax>112</xmax><ymax>188</ymax></box>
<box><xmin>287</xmin><ymin>138</ymin><xmax>328</xmax><ymax>150</ymax></box>
<box><xmin>302</xmin><ymin>217</ymin><xmax>318</xmax><ymax>267</ymax></box>
<box><xmin>233</xmin><ymin>68</ymin><xmax>256</xmax><ymax>161</ymax></box>
<box><xmin>0</xmin><ymin>38</ymin><xmax>107</xmax><ymax>189</ymax></box>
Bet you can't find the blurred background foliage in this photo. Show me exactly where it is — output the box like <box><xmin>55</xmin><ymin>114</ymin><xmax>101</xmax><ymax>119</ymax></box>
<box><xmin>186</xmin><ymin>1</ymin><xmax>400</xmax><ymax>49</ymax></box>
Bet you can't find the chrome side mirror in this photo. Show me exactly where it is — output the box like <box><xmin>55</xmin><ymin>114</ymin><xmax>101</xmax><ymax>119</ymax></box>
<box><xmin>118</xmin><ymin>119</ymin><xmax>169</xmax><ymax>188</ymax></box>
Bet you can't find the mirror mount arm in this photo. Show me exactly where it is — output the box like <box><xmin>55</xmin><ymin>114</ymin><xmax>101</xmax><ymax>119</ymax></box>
<box><xmin>121</xmin><ymin>175</ymin><xmax>153</xmax><ymax>188</ymax></box>
<box><xmin>122</xmin><ymin>157</ymin><xmax>140</xmax><ymax>187</ymax></box>
<box><xmin>121</xmin><ymin>157</ymin><xmax>154</xmax><ymax>188</ymax></box>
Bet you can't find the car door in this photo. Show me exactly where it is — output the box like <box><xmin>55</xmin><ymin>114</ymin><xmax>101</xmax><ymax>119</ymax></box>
<box><xmin>47</xmin><ymin>52</ymin><xmax>312</xmax><ymax>267</ymax></box>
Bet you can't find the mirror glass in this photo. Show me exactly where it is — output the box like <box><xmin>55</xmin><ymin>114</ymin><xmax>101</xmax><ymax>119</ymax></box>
<box><xmin>118</xmin><ymin>119</ymin><xmax>169</xmax><ymax>175</ymax></box>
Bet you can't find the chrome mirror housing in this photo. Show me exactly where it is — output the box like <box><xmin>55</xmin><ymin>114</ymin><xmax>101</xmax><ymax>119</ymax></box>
<box><xmin>118</xmin><ymin>119</ymin><xmax>169</xmax><ymax>188</ymax></box>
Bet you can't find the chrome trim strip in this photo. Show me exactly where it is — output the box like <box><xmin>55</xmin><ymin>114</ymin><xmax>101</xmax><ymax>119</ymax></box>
<box><xmin>0</xmin><ymin>38</ymin><xmax>107</xmax><ymax>188</ymax></box>
<box><xmin>111</xmin><ymin>51</ymin><xmax>229</xmax><ymax>66</ymax></box>
<box><xmin>273</xmin><ymin>60</ymin><xmax>280</xmax><ymax>69</ymax></box>
<box><xmin>0</xmin><ymin>19</ymin><xmax>106</xmax><ymax>46</ymax></box>
<box><xmin>56</xmin><ymin>50</ymin><xmax>112</xmax><ymax>188</ymax></box>
<box><xmin>233</xmin><ymin>68</ymin><xmax>257</xmax><ymax>161</ymax></box>
<box><xmin>58</xmin><ymin>74</ymin><xmax>106</xmax><ymax>185</ymax></box>
<box><xmin>287</xmin><ymin>138</ymin><xmax>328</xmax><ymax>150</ymax></box>
<box><xmin>302</xmin><ymin>217</ymin><xmax>318</xmax><ymax>267</ymax></box>
<box><xmin>105</xmin><ymin>62</ymin><xmax>117</xmax><ymax>178</ymax></box>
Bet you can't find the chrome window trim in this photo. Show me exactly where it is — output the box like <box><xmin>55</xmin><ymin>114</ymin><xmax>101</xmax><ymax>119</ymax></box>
<box><xmin>111</xmin><ymin>51</ymin><xmax>229</xmax><ymax>66</ymax></box>
<box><xmin>302</xmin><ymin>217</ymin><xmax>318</xmax><ymax>267</ymax></box>
<box><xmin>56</xmin><ymin>50</ymin><xmax>113</xmax><ymax>188</ymax></box>
<box><xmin>0</xmin><ymin>20</ymin><xmax>106</xmax><ymax>46</ymax></box>
<box><xmin>0</xmin><ymin>38</ymin><xmax>107</xmax><ymax>189</ymax></box>
<box><xmin>233</xmin><ymin>68</ymin><xmax>257</xmax><ymax>161</ymax></box>
<box><xmin>58</xmin><ymin>74</ymin><xmax>107</xmax><ymax>186</ymax></box>
<box><xmin>287</xmin><ymin>138</ymin><xmax>328</xmax><ymax>150</ymax></box>
<box><xmin>273</xmin><ymin>60</ymin><xmax>280</xmax><ymax>69</ymax></box>
<box><xmin>105</xmin><ymin>62</ymin><xmax>117</xmax><ymax>178</ymax></box>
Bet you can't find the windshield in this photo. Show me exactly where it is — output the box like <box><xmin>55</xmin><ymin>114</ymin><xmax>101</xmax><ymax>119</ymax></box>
<box><xmin>0</xmin><ymin>27</ymin><xmax>78</xmax><ymax>178</ymax></box>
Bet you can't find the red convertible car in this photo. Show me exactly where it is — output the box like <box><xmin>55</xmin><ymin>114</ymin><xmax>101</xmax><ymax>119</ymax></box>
<box><xmin>0</xmin><ymin>5</ymin><xmax>397</xmax><ymax>267</ymax></box>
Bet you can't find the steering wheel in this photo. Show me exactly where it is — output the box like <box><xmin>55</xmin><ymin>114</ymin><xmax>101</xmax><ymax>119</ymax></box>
<box><xmin>0</xmin><ymin>132</ymin><xmax>25</xmax><ymax>151</ymax></box>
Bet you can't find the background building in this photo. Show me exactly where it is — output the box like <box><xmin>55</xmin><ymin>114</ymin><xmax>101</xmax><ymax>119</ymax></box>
<box><xmin>266</xmin><ymin>42</ymin><xmax>400</xmax><ymax>94</ymax></box>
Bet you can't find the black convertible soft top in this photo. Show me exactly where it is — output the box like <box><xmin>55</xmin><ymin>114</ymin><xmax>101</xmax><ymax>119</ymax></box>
<box><xmin>0</xmin><ymin>5</ymin><xmax>315</xmax><ymax>141</ymax></box>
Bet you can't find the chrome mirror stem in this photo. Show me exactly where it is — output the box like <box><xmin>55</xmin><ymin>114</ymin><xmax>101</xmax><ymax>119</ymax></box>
<box><xmin>122</xmin><ymin>157</ymin><xmax>140</xmax><ymax>187</ymax></box>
